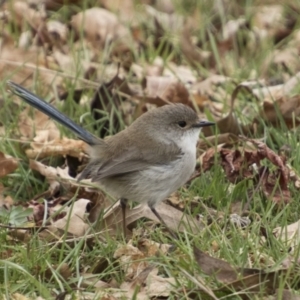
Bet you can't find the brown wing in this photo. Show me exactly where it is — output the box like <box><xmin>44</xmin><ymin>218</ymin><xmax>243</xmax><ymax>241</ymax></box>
<box><xmin>90</xmin><ymin>142</ymin><xmax>183</xmax><ymax>182</ymax></box>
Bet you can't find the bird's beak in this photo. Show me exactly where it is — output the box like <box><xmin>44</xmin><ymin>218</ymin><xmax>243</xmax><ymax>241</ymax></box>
<box><xmin>192</xmin><ymin>120</ymin><xmax>215</xmax><ymax>128</ymax></box>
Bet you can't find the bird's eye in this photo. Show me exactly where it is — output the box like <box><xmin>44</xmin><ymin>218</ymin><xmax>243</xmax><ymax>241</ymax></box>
<box><xmin>178</xmin><ymin>121</ymin><xmax>187</xmax><ymax>128</ymax></box>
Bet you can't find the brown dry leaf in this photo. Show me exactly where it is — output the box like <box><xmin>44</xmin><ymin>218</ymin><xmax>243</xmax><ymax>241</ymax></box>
<box><xmin>251</xmin><ymin>72</ymin><xmax>300</xmax><ymax>100</ymax></box>
<box><xmin>31</xmin><ymin>197</ymin><xmax>67</xmax><ymax>224</ymax></box>
<box><xmin>0</xmin><ymin>152</ymin><xmax>19</xmax><ymax>177</ymax></box>
<box><xmin>103</xmin><ymin>202</ymin><xmax>204</xmax><ymax>237</ymax></box>
<box><xmin>112</xmin><ymin>242</ymin><xmax>175</xmax><ymax>299</ymax></box>
<box><xmin>212</xmin><ymin>112</ymin><xmax>241</xmax><ymax>136</ymax></box>
<box><xmin>131</xmin><ymin>58</ymin><xmax>164</xmax><ymax>80</ymax></box>
<box><xmin>202</xmin><ymin>137</ymin><xmax>291</xmax><ymax>204</ymax></box>
<box><xmin>2</xmin><ymin>55</ymin><xmax>61</xmax><ymax>90</ymax></box>
<box><xmin>274</xmin><ymin>220</ymin><xmax>300</xmax><ymax>252</ymax></box>
<box><xmin>219</xmin><ymin>148</ymin><xmax>258</xmax><ymax>183</ymax></box>
<box><xmin>288</xmin><ymin>167</ymin><xmax>300</xmax><ymax>190</ymax></box>
<box><xmin>222</xmin><ymin>18</ymin><xmax>248</xmax><ymax>42</ymax></box>
<box><xmin>82</xmin><ymin>274</ymin><xmax>112</xmax><ymax>289</ymax></box>
<box><xmin>43</xmin><ymin>0</ymin><xmax>82</xmax><ymax>10</ymax></box>
<box><xmin>259</xmin><ymin>95</ymin><xmax>300</xmax><ymax>128</ymax></box>
<box><xmin>194</xmin><ymin>247</ymin><xmax>286</xmax><ymax>295</ymax></box>
<box><xmin>273</xmin><ymin>289</ymin><xmax>300</xmax><ymax>300</ymax></box>
<box><xmin>29</xmin><ymin>159</ymin><xmax>106</xmax><ymax>215</ymax></box>
<box><xmin>52</xmin><ymin>198</ymin><xmax>90</xmax><ymax>236</ymax></box>
<box><xmin>192</xmin><ymin>93</ymin><xmax>211</xmax><ymax>110</ymax></box>
<box><xmin>144</xmin><ymin>76</ymin><xmax>193</xmax><ymax>107</ymax></box>
<box><xmin>9</xmin><ymin>293</ymin><xmax>33</xmax><ymax>300</ymax></box>
<box><xmin>194</xmin><ymin>246</ymin><xmax>260</xmax><ymax>284</ymax></box>
<box><xmin>90</xmin><ymin>73</ymin><xmax>134</xmax><ymax>137</ymax></box>
<box><xmin>251</xmin><ymin>5</ymin><xmax>285</xmax><ymax>40</ymax></box>
<box><xmin>27</xmin><ymin>201</ymin><xmax>47</xmax><ymax>226</ymax></box>
<box><xmin>101</xmin><ymin>202</ymin><xmax>141</xmax><ymax>237</ymax></box>
<box><xmin>6</xmin><ymin>1</ymin><xmax>45</xmax><ymax>30</ymax></box>
<box><xmin>0</xmin><ymin>33</ymin><xmax>61</xmax><ymax>87</ymax></box>
<box><xmin>191</xmin><ymin>75</ymin><xmax>231</xmax><ymax>102</ymax></box>
<box><xmin>0</xmin><ymin>183</ymin><xmax>13</xmax><ymax>210</ymax></box>
<box><xmin>163</xmin><ymin>63</ymin><xmax>197</xmax><ymax>84</ymax></box>
<box><xmin>272</xmin><ymin>47</ymin><xmax>300</xmax><ymax>74</ymax></box>
<box><xmin>203</xmin><ymin>84</ymin><xmax>259</xmax><ymax>137</ymax></box>
<box><xmin>180</xmin><ymin>25</ymin><xmax>212</xmax><ymax>68</ymax></box>
<box><xmin>37</xmin><ymin>226</ymin><xmax>68</xmax><ymax>243</ymax></box>
<box><xmin>144</xmin><ymin>5</ymin><xmax>184</xmax><ymax>34</ymax></box>
<box><xmin>100</xmin><ymin>0</ymin><xmax>136</xmax><ymax>23</ymax></box>
<box><xmin>71</xmin><ymin>8</ymin><xmax>130</xmax><ymax>49</ymax></box>
<box><xmin>47</xmin><ymin>20</ymin><xmax>68</xmax><ymax>44</ymax></box>
<box><xmin>86</xmin><ymin>194</ymin><xmax>106</xmax><ymax>223</ymax></box>
<box><xmin>197</xmin><ymin>82</ymin><xmax>242</xmax><ymax>137</ymax></box>
<box><xmin>167</xmin><ymin>191</ymin><xmax>184</xmax><ymax>210</ymax></box>
<box><xmin>137</xmin><ymin>238</ymin><xmax>171</xmax><ymax>256</ymax></box>
<box><xmin>198</xmin><ymin>133</ymin><xmax>239</xmax><ymax>151</ymax></box>
<box><xmin>260</xmin><ymin>168</ymin><xmax>291</xmax><ymax>204</ymax></box>
<box><xmin>51</xmin><ymin>50</ymin><xmax>88</xmax><ymax>78</ymax></box>
<box><xmin>145</xmin><ymin>272</ymin><xmax>175</xmax><ymax>296</ymax></box>
<box><xmin>215</xmin><ymin>269</ymin><xmax>288</xmax><ymax>295</ymax></box>
<box><xmin>9</xmin><ymin>228</ymin><xmax>32</xmax><ymax>243</ymax></box>
<box><xmin>44</xmin><ymin>262</ymin><xmax>72</xmax><ymax>281</ymax></box>
<box><xmin>29</xmin><ymin>159</ymin><xmax>75</xmax><ymax>197</ymax></box>
<box><xmin>109</xmin><ymin>269</ymin><xmax>175</xmax><ymax>300</ymax></box>
<box><xmin>26</xmin><ymin>138</ymin><xmax>87</xmax><ymax>159</ymax></box>
<box><xmin>202</xmin><ymin>147</ymin><xmax>258</xmax><ymax>181</ymax></box>
<box><xmin>154</xmin><ymin>0</ymin><xmax>175</xmax><ymax>13</ymax></box>
<box><xmin>114</xmin><ymin>241</ymin><xmax>150</xmax><ymax>280</ymax></box>
<box><xmin>249</xmin><ymin>138</ymin><xmax>290</xmax><ymax>203</ymax></box>
<box><xmin>29</xmin><ymin>160</ymin><xmax>74</xmax><ymax>182</ymax></box>
<box><xmin>18</xmin><ymin>107</ymin><xmax>60</xmax><ymax>141</ymax></box>
<box><xmin>201</xmin><ymin>147</ymin><xmax>219</xmax><ymax>172</ymax></box>
<box><xmin>134</xmin><ymin>76</ymin><xmax>194</xmax><ymax>117</ymax></box>
<box><xmin>127</xmin><ymin>265</ymin><xmax>156</xmax><ymax>288</ymax></box>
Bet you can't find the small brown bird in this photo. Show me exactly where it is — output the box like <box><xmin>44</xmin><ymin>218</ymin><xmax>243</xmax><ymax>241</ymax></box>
<box><xmin>8</xmin><ymin>81</ymin><xmax>214</xmax><ymax>236</ymax></box>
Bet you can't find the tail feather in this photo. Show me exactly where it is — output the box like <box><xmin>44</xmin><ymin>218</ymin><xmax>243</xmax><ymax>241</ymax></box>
<box><xmin>7</xmin><ymin>81</ymin><xmax>100</xmax><ymax>146</ymax></box>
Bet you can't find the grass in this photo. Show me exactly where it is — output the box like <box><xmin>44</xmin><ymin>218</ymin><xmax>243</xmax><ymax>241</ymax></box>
<box><xmin>1</xmin><ymin>0</ymin><xmax>300</xmax><ymax>299</ymax></box>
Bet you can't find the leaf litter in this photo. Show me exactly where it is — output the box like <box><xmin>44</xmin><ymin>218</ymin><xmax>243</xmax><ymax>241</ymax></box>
<box><xmin>1</xmin><ymin>0</ymin><xmax>300</xmax><ymax>298</ymax></box>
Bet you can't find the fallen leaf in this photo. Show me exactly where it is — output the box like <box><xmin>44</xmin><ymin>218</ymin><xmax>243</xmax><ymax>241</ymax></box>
<box><xmin>112</xmin><ymin>266</ymin><xmax>176</xmax><ymax>299</ymax></box>
<box><xmin>0</xmin><ymin>37</ymin><xmax>61</xmax><ymax>87</ymax></box>
<box><xmin>43</xmin><ymin>262</ymin><xmax>72</xmax><ymax>281</ymax></box>
<box><xmin>197</xmin><ymin>133</ymin><xmax>238</xmax><ymax>151</ymax></box>
<box><xmin>194</xmin><ymin>246</ymin><xmax>258</xmax><ymax>283</ymax></box>
<box><xmin>18</xmin><ymin>106</ymin><xmax>59</xmax><ymax>141</ymax></box>
<box><xmin>90</xmin><ymin>72</ymin><xmax>133</xmax><ymax>137</ymax></box>
<box><xmin>102</xmin><ymin>202</ymin><xmax>204</xmax><ymax>237</ymax></box>
<box><xmin>114</xmin><ymin>241</ymin><xmax>149</xmax><ymax>280</ymax></box>
<box><xmin>259</xmin><ymin>95</ymin><xmax>300</xmax><ymax>129</ymax></box>
<box><xmin>7</xmin><ymin>1</ymin><xmax>45</xmax><ymax>30</ymax></box>
<box><xmin>0</xmin><ymin>152</ymin><xmax>19</xmax><ymax>177</ymax></box>
<box><xmin>180</xmin><ymin>25</ymin><xmax>212</xmax><ymax>68</ymax></box>
<box><xmin>202</xmin><ymin>137</ymin><xmax>291</xmax><ymax>204</ymax></box>
<box><xmin>144</xmin><ymin>76</ymin><xmax>193</xmax><ymax>107</ymax></box>
<box><xmin>52</xmin><ymin>198</ymin><xmax>90</xmax><ymax>236</ymax></box>
<box><xmin>194</xmin><ymin>246</ymin><xmax>287</xmax><ymax>295</ymax></box>
<box><xmin>274</xmin><ymin>220</ymin><xmax>300</xmax><ymax>252</ymax></box>
<box><xmin>71</xmin><ymin>8</ymin><xmax>130</xmax><ymax>49</ymax></box>
<box><xmin>26</xmin><ymin>138</ymin><xmax>87</xmax><ymax>159</ymax></box>
<box><xmin>29</xmin><ymin>160</ymin><xmax>74</xmax><ymax>181</ymax></box>
<box><xmin>192</xmin><ymin>75</ymin><xmax>231</xmax><ymax>102</ymax></box>
<box><xmin>47</xmin><ymin>20</ymin><xmax>68</xmax><ymax>44</ymax></box>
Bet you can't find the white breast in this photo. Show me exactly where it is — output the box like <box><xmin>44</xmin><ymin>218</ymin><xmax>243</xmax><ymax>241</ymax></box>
<box><xmin>177</xmin><ymin>129</ymin><xmax>200</xmax><ymax>159</ymax></box>
<box><xmin>131</xmin><ymin>129</ymin><xmax>200</xmax><ymax>207</ymax></box>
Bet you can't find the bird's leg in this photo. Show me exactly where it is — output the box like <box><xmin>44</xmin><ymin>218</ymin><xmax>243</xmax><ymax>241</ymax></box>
<box><xmin>149</xmin><ymin>205</ymin><xmax>178</xmax><ymax>239</ymax></box>
<box><xmin>120</xmin><ymin>198</ymin><xmax>128</xmax><ymax>237</ymax></box>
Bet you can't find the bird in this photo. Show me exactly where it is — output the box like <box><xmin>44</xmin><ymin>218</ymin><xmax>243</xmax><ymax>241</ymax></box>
<box><xmin>7</xmin><ymin>81</ymin><xmax>214</xmax><ymax>237</ymax></box>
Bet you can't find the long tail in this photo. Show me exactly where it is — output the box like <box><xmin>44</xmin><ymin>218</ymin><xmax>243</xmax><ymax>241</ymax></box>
<box><xmin>7</xmin><ymin>81</ymin><xmax>99</xmax><ymax>145</ymax></box>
